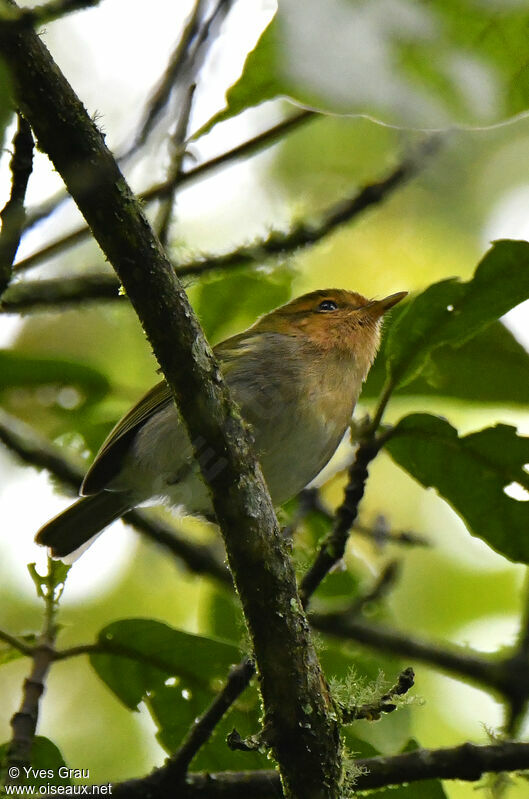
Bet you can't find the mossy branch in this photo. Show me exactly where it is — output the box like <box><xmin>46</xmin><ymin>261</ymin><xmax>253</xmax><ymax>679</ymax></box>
<box><xmin>0</xmin><ymin>9</ymin><xmax>340</xmax><ymax>797</ymax></box>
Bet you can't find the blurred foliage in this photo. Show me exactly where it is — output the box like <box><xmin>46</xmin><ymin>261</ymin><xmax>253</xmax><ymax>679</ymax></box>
<box><xmin>2</xmin><ymin>1</ymin><xmax>529</xmax><ymax>798</ymax></box>
<box><xmin>201</xmin><ymin>1</ymin><xmax>529</xmax><ymax>133</ymax></box>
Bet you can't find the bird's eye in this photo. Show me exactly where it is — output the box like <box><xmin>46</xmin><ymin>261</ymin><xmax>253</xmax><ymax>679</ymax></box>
<box><xmin>318</xmin><ymin>299</ymin><xmax>338</xmax><ymax>312</ymax></box>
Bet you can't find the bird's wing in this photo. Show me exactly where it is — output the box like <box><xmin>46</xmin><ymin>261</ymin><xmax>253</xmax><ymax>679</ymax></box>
<box><xmin>81</xmin><ymin>380</ymin><xmax>173</xmax><ymax>495</ymax></box>
<box><xmin>81</xmin><ymin>335</ymin><xmax>260</xmax><ymax>496</ymax></box>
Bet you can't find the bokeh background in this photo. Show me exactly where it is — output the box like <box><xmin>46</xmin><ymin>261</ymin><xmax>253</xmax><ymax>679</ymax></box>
<box><xmin>1</xmin><ymin>1</ymin><xmax>529</xmax><ymax>796</ymax></box>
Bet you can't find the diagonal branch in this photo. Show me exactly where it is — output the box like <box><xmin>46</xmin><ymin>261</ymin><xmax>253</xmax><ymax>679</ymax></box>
<box><xmin>13</xmin><ymin>131</ymin><xmax>440</xmax><ymax>278</ymax></box>
<box><xmin>0</xmin><ymin>14</ymin><xmax>341</xmax><ymax>797</ymax></box>
<box><xmin>0</xmin><ymin>113</ymin><xmax>33</xmax><ymax>296</ymax></box>
<box><xmin>22</xmin><ymin>109</ymin><xmax>314</xmax><ymax>236</ymax></box>
<box><xmin>0</xmin><ymin>0</ymin><xmax>99</xmax><ymax>29</ymax></box>
<box><xmin>128</xmin><ymin>0</ymin><xmax>234</xmax><ymax>154</ymax></box>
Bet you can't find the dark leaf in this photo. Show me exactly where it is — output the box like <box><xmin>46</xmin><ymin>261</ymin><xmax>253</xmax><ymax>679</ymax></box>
<box><xmin>363</xmin><ymin>320</ymin><xmax>529</xmax><ymax>407</ymax></box>
<box><xmin>386</xmin><ymin>414</ymin><xmax>529</xmax><ymax>563</ymax></box>
<box><xmin>90</xmin><ymin>619</ymin><xmax>240</xmax><ymax>710</ymax></box>
<box><xmin>384</xmin><ymin>240</ymin><xmax>529</xmax><ymax>389</ymax></box>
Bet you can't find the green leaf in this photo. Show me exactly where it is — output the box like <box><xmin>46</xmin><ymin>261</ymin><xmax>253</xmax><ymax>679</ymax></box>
<box><xmin>386</xmin><ymin>414</ymin><xmax>529</xmax><ymax>564</ymax></box>
<box><xmin>195</xmin><ymin>19</ymin><xmax>280</xmax><ymax>139</ymax></box>
<box><xmin>362</xmin><ymin>320</ymin><xmax>529</xmax><ymax>406</ymax></box>
<box><xmin>0</xmin><ymin>349</ymin><xmax>110</xmax><ymax>407</ymax></box>
<box><xmin>197</xmin><ymin>2</ymin><xmax>529</xmax><ymax>134</ymax></box>
<box><xmin>147</xmin><ymin>679</ymin><xmax>268</xmax><ymax>771</ymax></box>
<box><xmin>384</xmin><ymin>240</ymin><xmax>529</xmax><ymax>390</ymax></box>
<box><xmin>90</xmin><ymin>619</ymin><xmax>264</xmax><ymax>771</ymax></box>
<box><xmin>0</xmin><ymin>736</ymin><xmax>69</xmax><ymax>787</ymax></box>
<box><xmin>90</xmin><ymin>619</ymin><xmax>240</xmax><ymax>710</ymax></box>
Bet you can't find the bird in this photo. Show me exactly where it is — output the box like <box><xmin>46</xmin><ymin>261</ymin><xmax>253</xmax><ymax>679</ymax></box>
<box><xmin>36</xmin><ymin>288</ymin><xmax>407</xmax><ymax>558</ymax></box>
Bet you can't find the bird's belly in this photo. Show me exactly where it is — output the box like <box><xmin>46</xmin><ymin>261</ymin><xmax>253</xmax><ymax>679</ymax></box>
<box><xmin>254</xmin><ymin>408</ymin><xmax>346</xmax><ymax>505</ymax></box>
<box><xmin>116</xmin><ymin>396</ymin><xmax>347</xmax><ymax>514</ymax></box>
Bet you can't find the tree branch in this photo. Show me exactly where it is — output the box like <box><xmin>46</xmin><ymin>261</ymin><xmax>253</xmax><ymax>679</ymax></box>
<box><xmin>0</xmin><ymin>14</ymin><xmax>341</xmax><ymax>797</ymax></box>
<box><xmin>340</xmin><ymin>666</ymin><xmax>414</xmax><ymax>723</ymax></box>
<box><xmin>6</xmin><ymin>560</ymin><xmax>67</xmax><ymax>785</ymax></box>
<box><xmin>0</xmin><ymin>0</ymin><xmax>99</xmax><ymax>29</ymax></box>
<box><xmin>22</xmin><ymin>109</ymin><xmax>314</xmax><ymax>236</ymax></box>
<box><xmin>308</xmin><ymin>612</ymin><xmax>528</xmax><ymax>706</ymax></box>
<box><xmin>13</xmin><ymin>132</ymin><xmax>439</xmax><ymax>279</ymax></box>
<box><xmin>91</xmin><ymin>740</ymin><xmax>529</xmax><ymax>798</ymax></box>
<box><xmin>0</xmin><ymin>273</ymin><xmax>122</xmax><ymax>313</ymax></box>
<box><xmin>0</xmin><ymin>113</ymin><xmax>33</xmax><ymax>296</ymax></box>
<box><xmin>128</xmin><ymin>0</ymin><xmax>234</xmax><ymax>154</ymax></box>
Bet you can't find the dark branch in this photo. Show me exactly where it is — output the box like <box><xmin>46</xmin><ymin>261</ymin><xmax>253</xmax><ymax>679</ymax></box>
<box><xmin>165</xmin><ymin>659</ymin><xmax>255</xmax><ymax>778</ymax></box>
<box><xmin>14</xmin><ymin>131</ymin><xmax>439</xmax><ymax>280</ymax></box>
<box><xmin>0</xmin><ymin>114</ymin><xmax>33</xmax><ymax>296</ymax></box>
<box><xmin>308</xmin><ymin>612</ymin><xmax>528</xmax><ymax>706</ymax></box>
<box><xmin>340</xmin><ymin>666</ymin><xmax>414</xmax><ymax>723</ymax></box>
<box><xmin>0</xmin><ymin>0</ymin><xmax>99</xmax><ymax>29</ymax></box>
<box><xmin>22</xmin><ymin>109</ymin><xmax>314</xmax><ymax>236</ymax></box>
<box><xmin>1</xmin><ymin>16</ymin><xmax>341</xmax><ymax>796</ymax></box>
<box><xmin>0</xmin><ymin>273</ymin><xmax>122</xmax><ymax>313</ymax></box>
<box><xmin>299</xmin><ymin>435</ymin><xmax>383</xmax><ymax>605</ymax></box>
<box><xmin>98</xmin><ymin>740</ymin><xmax>529</xmax><ymax>797</ymax></box>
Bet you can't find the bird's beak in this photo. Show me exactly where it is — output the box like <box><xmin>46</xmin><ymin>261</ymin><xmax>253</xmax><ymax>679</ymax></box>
<box><xmin>364</xmin><ymin>291</ymin><xmax>408</xmax><ymax>318</ymax></box>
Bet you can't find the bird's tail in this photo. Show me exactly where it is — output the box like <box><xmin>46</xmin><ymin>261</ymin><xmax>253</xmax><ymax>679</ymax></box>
<box><xmin>35</xmin><ymin>492</ymin><xmax>131</xmax><ymax>559</ymax></box>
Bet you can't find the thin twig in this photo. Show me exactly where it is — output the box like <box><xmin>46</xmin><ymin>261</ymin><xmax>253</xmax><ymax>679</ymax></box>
<box><xmin>6</xmin><ymin>560</ymin><xmax>67</xmax><ymax>784</ymax></box>
<box><xmin>0</xmin><ymin>0</ymin><xmax>99</xmax><ymax>28</ymax></box>
<box><xmin>22</xmin><ymin>110</ymin><xmax>314</xmax><ymax>235</ymax></box>
<box><xmin>308</xmin><ymin>612</ymin><xmax>526</xmax><ymax>703</ymax></box>
<box><xmin>347</xmin><ymin>560</ymin><xmax>401</xmax><ymax>616</ymax></box>
<box><xmin>299</xmin><ymin>435</ymin><xmax>383</xmax><ymax>605</ymax></box>
<box><xmin>0</xmin><ymin>629</ymin><xmax>35</xmax><ymax>657</ymax></box>
<box><xmin>340</xmin><ymin>666</ymin><xmax>414</xmax><ymax>722</ymax></box>
<box><xmin>14</xmin><ymin>132</ymin><xmax>440</xmax><ymax>276</ymax></box>
<box><xmin>158</xmin><ymin>83</ymin><xmax>196</xmax><ymax>247</ymax></box>
<box><xmin>0</xmin><ymin>114</ymin><xmax>33</xmax><ymax>296</ymax></box>
<box><xmin>164</xmin><ymin>659</ymin><xmax>255</xmax><ymax>779</ymax></box>
<box><xmin>128</xmin><ymin>0</ymin><xmax>233</xmax><ymax>155</ymax></box>
<box><xmin>0</xmin><ymin>273</ymin><xmax>122</xmax><ymax>313</ymax></box>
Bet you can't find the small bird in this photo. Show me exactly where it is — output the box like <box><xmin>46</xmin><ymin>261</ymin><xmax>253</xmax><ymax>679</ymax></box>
<box><xmin>36</xmin><ymin>288</ymin><xmax>406</xmax><ymax>558</ymax></box>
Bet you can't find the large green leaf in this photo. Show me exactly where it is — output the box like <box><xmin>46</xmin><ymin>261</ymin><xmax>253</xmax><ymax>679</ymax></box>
<box><xmin>90</xmin><ymin>618</ymin><xmax>241</xmax><ymax>710</ymax></box>
<box><xmin>0</xmin><ymin>736</ymin><xmax>69</xmax><ymax>787</ymax></box>
<box><xmin>199</xmin><ymin>3</ymin><xmax>529</xmax><ymax>135</ymax></box>
<box><xmin>386</xmin><ymin>414</ymin><xmax>529</xmax><ymax>564</ymax></box>
<box><xmin>362</xmin><ymin>320</ymin><xmax>529</xmax><ymax>406</ymax></box>
<box><xmin>90</xmin><ymin>619</ymin><xmax>266</xmax><ymax>771</ymax></box>
<box><xmin>384</xmin><ymin>240</ymin><xmax>529</xmax><ymax>390</ymax></box>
